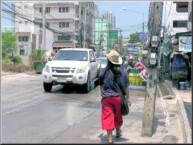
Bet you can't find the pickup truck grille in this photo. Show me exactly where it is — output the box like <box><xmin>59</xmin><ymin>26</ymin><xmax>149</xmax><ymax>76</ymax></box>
<box><xmin>52</xmin><ymin>75</ymin><xmax>73</xmax><ymax>78</ymax></box>
<box><xmin>52</xmin><ymin>67</ymin><xmax>75</xmax><ymax>73</ymax></box>
<box><xmin>55</xmin><ymin>70</ymin><xmax>70</xmax><ymax>73</ymax></box>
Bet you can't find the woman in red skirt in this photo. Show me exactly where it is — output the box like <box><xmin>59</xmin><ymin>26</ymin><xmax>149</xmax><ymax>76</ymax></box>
<box><xmin>99</xmin><ymin>50</ymin><xmax>131</xmax><ymax>143</ymax></box>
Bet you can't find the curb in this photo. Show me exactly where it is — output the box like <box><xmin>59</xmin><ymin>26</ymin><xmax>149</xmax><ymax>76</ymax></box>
<box><xmin>165</xmin><ymin>80</ymin><xmax>192</xmax><ymax>143</ymax></box>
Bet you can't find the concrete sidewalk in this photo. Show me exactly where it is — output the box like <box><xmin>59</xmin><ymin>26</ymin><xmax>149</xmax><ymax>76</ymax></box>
<box><xmin>46</xmin><ymin>95</ymin><xmax>184</xmax><ymax>144</ymax></box>
<box><xmin>165</xmin><ymin>80</ymin><xmax>192</xmax><ymax>143</ymax></box>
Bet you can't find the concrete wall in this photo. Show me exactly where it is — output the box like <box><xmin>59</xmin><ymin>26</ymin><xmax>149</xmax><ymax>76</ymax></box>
<box><xmin>16</xmin><ymin>35</ymin><xmax>32</xmax><ymax>65</ymax></box>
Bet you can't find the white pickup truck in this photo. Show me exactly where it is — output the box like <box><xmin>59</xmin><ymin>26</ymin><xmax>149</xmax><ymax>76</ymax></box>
<box><xmin>42</xmin><ymin>48</ymin><xmax>100</xmax><ymax>93</ymax></box>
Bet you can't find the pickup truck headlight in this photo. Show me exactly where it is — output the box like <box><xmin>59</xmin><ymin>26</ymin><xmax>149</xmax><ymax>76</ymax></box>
<box><xmin>77</xmin><ymin>66</ymin><xmax>87</xmax><ymax>73</ymax></box>
<box><xmin>44</xmin><ymin>65</ymin><xmax>50</xmax><ymax>73</ymax></box>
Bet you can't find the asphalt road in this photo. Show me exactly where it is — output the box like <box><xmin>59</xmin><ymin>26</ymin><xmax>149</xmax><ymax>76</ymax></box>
<box><xmin>2</xmin><ymin>74</ymin><xmax>141</xmax><ymax>143</ymax></box>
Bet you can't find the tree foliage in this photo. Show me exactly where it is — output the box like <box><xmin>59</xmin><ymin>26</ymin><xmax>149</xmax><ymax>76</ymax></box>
<box><xmin>129</xmin><ymin>32</ymin><xmax>141</xmax><ymax>43</ymax></box>
<box><xmin>2</xmin><ymin>32</ymin><xmax>17</xmax><ymax>59</ymax></box>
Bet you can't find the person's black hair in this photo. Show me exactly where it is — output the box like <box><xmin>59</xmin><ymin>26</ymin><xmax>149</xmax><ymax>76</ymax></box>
<box><xmin>99</xmin><ymin>59</ymin><xmax>122</xmax><ymax>85</ymax></box>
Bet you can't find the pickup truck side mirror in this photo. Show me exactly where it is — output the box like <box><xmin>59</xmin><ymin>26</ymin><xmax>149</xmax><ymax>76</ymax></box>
<box><xmin>90</xmin><ymin>57</ymin><xmax>96</xmax><ymax>62</ymax></box>
<box><xmin>48</xmin><ymin>57</ymin><xmax>52</xmax><ymax>61</ymax></box>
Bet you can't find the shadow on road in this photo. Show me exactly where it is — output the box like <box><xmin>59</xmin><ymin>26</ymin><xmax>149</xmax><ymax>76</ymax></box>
<box><xmin>50</xmin><ymin>83</ymin><xmax>99</xmax><ymax>94</ymax></box>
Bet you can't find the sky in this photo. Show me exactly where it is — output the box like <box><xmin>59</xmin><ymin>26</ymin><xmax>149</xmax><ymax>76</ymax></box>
<box><xmin>2</xmin><ymin>1</ymin><xmax>150</xmax><ymax>37</ymax></box>
<box><xmin>95</xmin><ymin>1</ymin><xmax>150</xmax><ymax>37</ymax></box>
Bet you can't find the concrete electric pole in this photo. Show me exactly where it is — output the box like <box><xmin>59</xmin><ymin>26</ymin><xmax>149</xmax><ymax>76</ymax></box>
<box><xmin>41</xmin><ymin>2</ymin><xmax>46</xmax><ymax>50</ymax></box>
<box><xmin>141</xmin><ymin>2</ymin><xmax>163</xmax><ymax>137</ymax></box>
<box><xmin>83</xmin><ymin>7</ymin><xmax>86</xmax><ymax>48</ymax></box>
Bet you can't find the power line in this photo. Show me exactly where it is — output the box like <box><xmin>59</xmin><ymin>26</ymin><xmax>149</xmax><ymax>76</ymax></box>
<box><xmin>2</xmin><ymin>7</ymin><xmax>77</xmax><ymax>37</ymax></box>
<box><xmin>165</xmin><ymin>2</ymin><xmax>172</xmax><ymax>28</ymax></box>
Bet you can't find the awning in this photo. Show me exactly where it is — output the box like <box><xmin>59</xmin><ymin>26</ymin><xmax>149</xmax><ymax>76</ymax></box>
<box><xmin>52</xmin><ymin>42</ymin><xmax>73</xmax><ymax>47</ymax></box>
<box><xmin>89</xmin><ymin>44</ymin><xmax>98</xmax><ymax>48</ymax></box>
<box><xmin>175</xmin><ymin>31</ymin><xmax>192</xmax><ymax>38</ymax></box>
<box><xmin>16</xmin><ymin>32</ymin><xmax>30</xmax><ymax>36</ymax></box>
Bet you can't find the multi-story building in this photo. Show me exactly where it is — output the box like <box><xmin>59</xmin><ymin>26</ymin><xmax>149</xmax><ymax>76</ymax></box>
<box><xmin>33</xmin><ymin>1</ymin><xmax>96</xmax><ymax>53</ymax></box>
<box><xmin>1</xmin><ymin>26</ymin><xmax>15</xmax><ymax>33</ymax></box>
<box><xmin>161</xmin><ymin>1</ymin><xmax>189</xmax><ymax>37</ymax></box>
<box><xmin>102</xmin><ymin>11</ymin><xmax>115</xmax><ymax>28</ymax></box>
<box><xmin>14</xmin><ymin>1</ymin><xmax>35</xmax><ymax>65</ymax></box>
<box><xmin>95</xmin><ymin>19</ymin><xmax>111</xmax><ymax>51</ymax></box>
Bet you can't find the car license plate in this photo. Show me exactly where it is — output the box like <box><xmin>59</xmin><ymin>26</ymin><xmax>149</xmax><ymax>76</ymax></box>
<box><xmin>57</xmin><ymin>77</ymin><xmax>67</xmax><ymax>82</ymax></box>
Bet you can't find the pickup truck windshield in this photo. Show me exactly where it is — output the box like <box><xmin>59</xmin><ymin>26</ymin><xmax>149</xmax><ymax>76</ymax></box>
<box><xmin>54</xmin><ymin>50</ymin><xmax>88</xmax><ymax>61</ymax></box>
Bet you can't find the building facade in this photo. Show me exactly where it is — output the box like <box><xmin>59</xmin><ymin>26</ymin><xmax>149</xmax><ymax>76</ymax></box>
<box><xmin>1</xmin><ymin>26</ymin><xmax>15</xmax><ymax>33</ymax></box>
<box><xmin>14</xmin><ymin>1</ymin><xmax>35</xmax><ymax>65</ymax></box>
<box><xmin>33</xmin><ymin>1</ymin><xmax>96</xmax><ymax>53</ymax></box>
<box><xmin>187</xmin><ymin>1</ymin><xmax>192</xmax><ymax>31</ymax></box>
<box><xmin>95</xmin><ymin>19</ymin><xmax>111</xmax><ymax>51</ymax></box>
<box><xmin>161</xmin><ymin>1</ymin><xmax>189</xmax><ymax>37</ymax></box>
<box><xmin>102</xmin><ymin>11</ymin><xmax>115</xmax><ymax>28</ymax></box>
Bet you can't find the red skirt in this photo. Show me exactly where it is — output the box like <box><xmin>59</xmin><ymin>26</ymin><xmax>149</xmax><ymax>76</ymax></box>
<box><xmin>101</xmin><ymin>96</ymin><xmax>123</xmax><ymax>130</ymax></box>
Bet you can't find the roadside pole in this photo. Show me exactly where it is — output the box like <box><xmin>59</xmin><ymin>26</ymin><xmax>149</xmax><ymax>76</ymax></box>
<box><xmin>41</xmin><ymin>2</ymin><xmax>46</xmax><ymax>50</ymax></box>
<box><xmin>120</xmin><ymin>29</ymin><xmax>123</xmax><ymax>55</ymax></box>
<box><xmin>141</xmin><ymin>2</ymin><xmax>163</xmax><ymax>137</ymax></box>
<box><xmin>83</xmin><ymin>6</ymin><xmax>87</xmax><ymax>48</ymax></box>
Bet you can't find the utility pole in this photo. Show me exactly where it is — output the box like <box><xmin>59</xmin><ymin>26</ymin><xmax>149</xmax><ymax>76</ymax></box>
<box><xmin>141</xmin><ymin>2</ymin><xmax>163</xmax><ymax>137</ymax></box>
<box><xmin>83</xmin><ymin>6</ymin><xmax>87</xmax><ymax>48</ymax></box>
<box><xmin>41</xmin><ymin>2</ymin><xmax>46</xmax><ymax>50</ymax></box>
<box><xmin>99</xmin><ymin>18</ymin><xmax>103</xmax><ymax>56</ymax></box>
<box><xmin>120</xmin><ymin>29</ymin><xmax>123</xmax><ymax>55</ymax></box>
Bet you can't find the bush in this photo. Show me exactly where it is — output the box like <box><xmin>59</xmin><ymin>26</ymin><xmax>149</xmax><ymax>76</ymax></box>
<box><xmin>12</xmin><ymin>55</ymin><xmax>23</xmax><ymax>64</ymax></box>
<box><xmin>30</xmin><ymin>49</ymin><xmax>46</xmax><ymax>62</ymax></box>
<box><xmin>2</xmin><ymin>58</ymin><xmax>12</xmax><ymax>65</ymax></box>
<box><xmin>2</xmin><ymin>63</ymin><xmax>33</xmax><ymax>73</ymax></box>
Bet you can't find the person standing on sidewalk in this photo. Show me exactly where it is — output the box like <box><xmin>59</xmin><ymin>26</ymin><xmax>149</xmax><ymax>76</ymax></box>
<box><xmin>99</xmin><ymin>50</ymin><xmax>131</xmax><ymax>143</ymax></box>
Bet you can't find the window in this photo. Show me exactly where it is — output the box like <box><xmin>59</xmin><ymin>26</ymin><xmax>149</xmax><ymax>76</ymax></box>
<box><xmin>59</xmin><ymin>7</ymin><xmax>69</xmax><ymax>13</ymax></box>
<box><xmin>19</xmin><ymin>45</ymin><xmax>27</xmax><ymax>55</ymax></box>
<box><xmin>39</xmin><ymin>7</ymin><xmax>50</xmax><ymax>13</ymax></box>
<box><xmin>46</xmin><ymin>7</ymin><xmax>50</xmax><ymax>13</ymax></box>
<box><xmin>18</xmin><ymin>36</ymin><xmax>29</xmax><ymax>42</ymax></box>
<box><xmin>18</xmin><ymin>6</ymin><xmax>22</xmax><ymax>9</ymax></box>
<box><xmin>173</xmin><ymin>20</ymin><xmax>187</xmax><ymax>28</ymax></box>
<box><xmin>24</xmin><ymin>6</ymin><xmax>28</xmax><ymax>9</ymax></box>
<box><xmin>54</xmin><ymin>50</ymin><xmax>88</xmax><ymax>61</ymax></box>
<box><xmin>25</xmin><ymin>21</ymin><xmax>28</xmax><ymax>24</ymax></box>
<box><xmin>20</xmin><ymin>49</ymin><xmax>25</xmax><ymax>55</ymax></box>
<box><xmin>19</xmin><ymin>21</ymin><xmax>22</xmax><ymax>24</ymax></box>
<box><xmin>59</xmin><ymin>22</ymin><xmax>70</xmax><ymax>28</ymax></box>
<box><xmin>58</xmin><ymin>35</ymin><xmax>71</xmax><ymax>41</ymax></box>
<box><xmin>46</xmin><ymin>22</ymin><xmax>49</xmax><ymax>27</ymax></box>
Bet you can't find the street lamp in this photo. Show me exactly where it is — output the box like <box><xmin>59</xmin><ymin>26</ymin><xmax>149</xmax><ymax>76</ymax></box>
<box><xmin>122</xmin><ymin>7</ymin><xmax>144</xmax><ymax>33</ymax></box>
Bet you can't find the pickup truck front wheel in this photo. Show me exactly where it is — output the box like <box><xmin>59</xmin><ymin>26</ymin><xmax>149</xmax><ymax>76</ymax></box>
<box><xmin>83</xmin><ymin>73</ymin><xmax>91</xmax><ymax>93</ymax></box>
<box><xmin>43</xmin><ymin>82</ymin><xmax>53</xmax><ymax>92</ymax></box>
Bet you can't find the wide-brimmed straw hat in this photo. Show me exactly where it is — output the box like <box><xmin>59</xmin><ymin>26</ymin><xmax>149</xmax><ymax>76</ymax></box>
<box><xmin>128</xmin><ymin>56</ymin><xmax>135</xmax><ymax>60</ymax></box>
<box><xmin>106</xmin><ymin>50</ymin><xmax>122</xmax><ymax>65</ymax></box>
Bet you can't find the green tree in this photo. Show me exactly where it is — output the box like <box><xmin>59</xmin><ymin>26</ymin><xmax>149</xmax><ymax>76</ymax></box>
<box><xmin>2</xmin><ymin>32</ymin><xmax>17</xmax><ymax>60</ymax></box>
<box><xmin>129</xmin><ymin>32</ymin><xmax>141</xmax><ymax>43</ymax></box>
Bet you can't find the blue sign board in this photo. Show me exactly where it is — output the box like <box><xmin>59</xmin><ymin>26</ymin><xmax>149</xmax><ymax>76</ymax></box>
<box><xmin>179</xmin><ymin>37</ymin><xmax>192</xmax><ymax>52</ymax></box>
<box><xmin>138</xmin><ymin>33</ymin><xmax>148</xmax><ymax>40</ymax></box>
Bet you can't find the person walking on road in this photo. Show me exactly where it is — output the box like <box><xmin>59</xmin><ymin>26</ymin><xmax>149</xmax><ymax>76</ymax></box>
<box><xmin>99</xmin><ymin>50</ymin><xmax>131</xmax><ymax>144</ymax></box>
